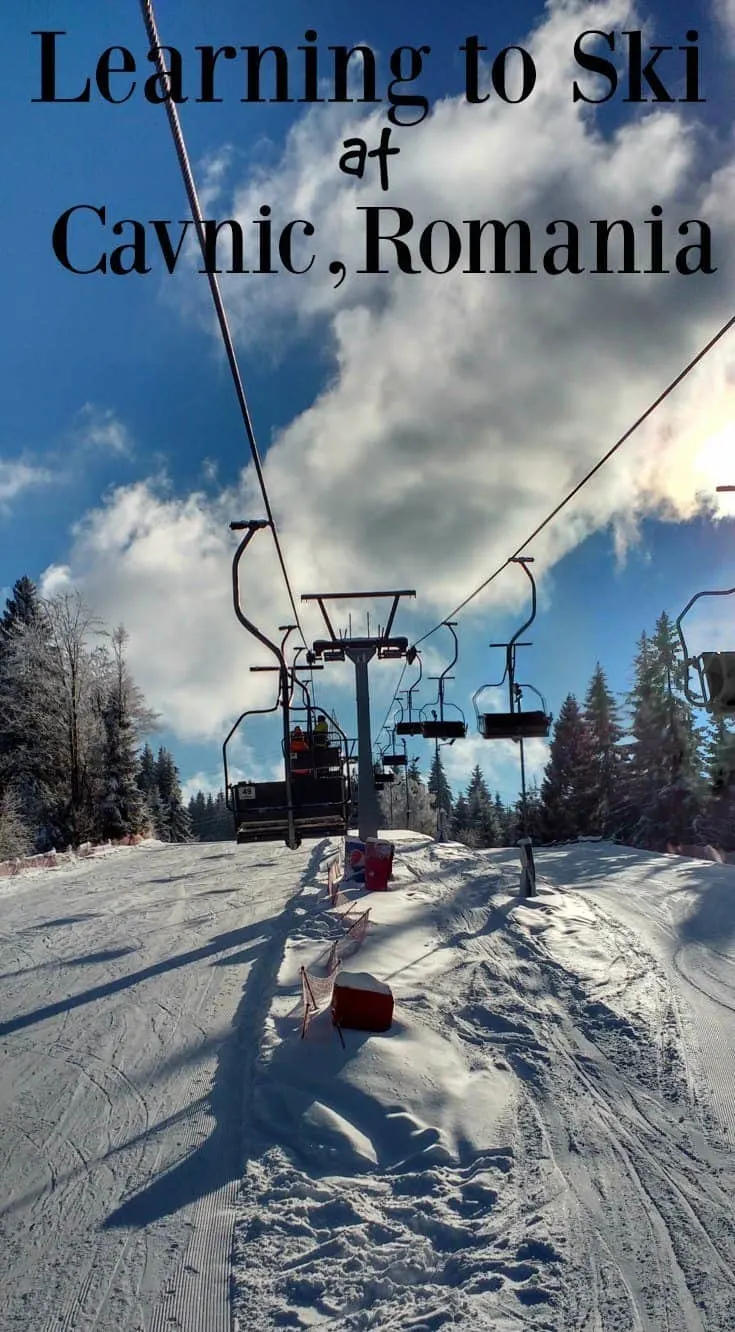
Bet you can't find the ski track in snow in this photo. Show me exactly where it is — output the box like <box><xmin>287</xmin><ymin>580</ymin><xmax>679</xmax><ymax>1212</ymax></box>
<box><xmin>3</xmin><ymin>836</ymin><xmax>735</xmax><ymax>1331</ymax></box>
<box><xmin>0</xmin><ymin>838</ymin><xmax>314</xmax><ymax>1332</ymax></box>
<box><xmin>232</xmin><ymin>838</ymin><xmax>735</xmax><ymax>1332</ymax></box>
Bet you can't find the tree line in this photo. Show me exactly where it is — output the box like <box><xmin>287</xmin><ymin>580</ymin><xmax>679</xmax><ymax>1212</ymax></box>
<box><xmin>188</xmin><ymin>610</ymin><xmax>734</xmax><ymax>852</ymax></box>
<box><xmin>11</xmin><ymin>569</ymin><xmax>723</xmax><ymax>857</ymax></box>
<box><xmin>389</xmin><ymin>611</ymin><xmax>734</xmax><ymax>853</ymax></box>
<box><xmin>0</xmin><ymin>576</ymin><xmax>191</xmax><ymax>857</ymax></box>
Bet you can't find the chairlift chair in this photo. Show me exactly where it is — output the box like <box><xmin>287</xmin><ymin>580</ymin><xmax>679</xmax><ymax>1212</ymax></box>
<box><xmin>473</xmin><ymin>557</ymin><xmax>552</xmax><ymax>742</ymax></box>
<box><xmin>223</xmin><ymin>522</ymin><xmax>352</xmax><ymax>847</ymax></box>
<box><xmin>395</xmin><ymin>656</ymin><xmax>425</xmax><ymax>735</ymax></box>
<box><xmin>383</xmin><ymin>751</ymin><xmax>408</xmax><ymax>767</ymax></box>
<box><xmin>676</xmin><ymin>586</ymin><xmax>735</xmax><ymax>716</ymax></box>
<box><xmin>419</xmin><ymin>623</ymin><xmax>468</xmax><ymax>743</ymax></box>
<box><xmin>381</xmin><ymin>728</ymin><xmax>408</xmax><ymax>767</ymax></box>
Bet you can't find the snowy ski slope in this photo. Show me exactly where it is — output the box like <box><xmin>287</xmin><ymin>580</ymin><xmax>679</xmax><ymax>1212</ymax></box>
<box><xmin>1</xmin><ymin>836</ymin><xmax>734</xmax><ymax>1330</ymax></box>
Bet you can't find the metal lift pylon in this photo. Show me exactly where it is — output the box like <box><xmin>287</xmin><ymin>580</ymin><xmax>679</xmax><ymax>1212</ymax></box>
<box><xmin>303</xmin><ymin>589</ymin><xmax>416</xmax><ymax>841</ymax></box>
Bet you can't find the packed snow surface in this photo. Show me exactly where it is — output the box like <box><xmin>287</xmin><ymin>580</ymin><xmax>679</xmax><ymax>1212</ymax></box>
<box><xmin>1</xmin><ymin>834</ymin><xmax>735</xmax><ymax>1330</ymax></box>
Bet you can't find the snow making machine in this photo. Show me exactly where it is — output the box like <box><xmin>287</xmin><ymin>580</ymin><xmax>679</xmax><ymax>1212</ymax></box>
<box><xmin>223</xmin><ymin>522</ymin><xmax>352</xmax><ymax>848</ymax></box>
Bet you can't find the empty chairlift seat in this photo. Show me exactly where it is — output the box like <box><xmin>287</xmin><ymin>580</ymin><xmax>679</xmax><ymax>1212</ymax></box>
<box><xmin>421</xmin><ymin>719</ymin><xmax>467</xmax><ymax>740</ymax></box>
<box><xmin>479</xmin><ymin>710</ymin><xmax>551</xmax><ymax>740</ymax></box>
<box><xmin>395</xmin><ymin>720</ymin><xmax>424</xmax><ymax>736</ymax></box>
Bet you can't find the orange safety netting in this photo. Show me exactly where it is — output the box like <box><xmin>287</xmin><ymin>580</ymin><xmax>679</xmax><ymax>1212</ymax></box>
<box><xmin>300</xmin><ymin>907</ymin><xmax>371</xmax><ymax>1037</ymax></box>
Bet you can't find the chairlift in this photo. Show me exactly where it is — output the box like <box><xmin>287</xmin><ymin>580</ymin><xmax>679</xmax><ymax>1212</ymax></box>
<box><xmin>472</xmin><ymin>557</ymin><xmax>552</xmax><ymax>742</ymax></box>
<box><xmin>381</xmin><ymin>728</ymin><xmax>408</xmax><ymax>768</ymax></box>
<box><xmin>223</xmin><ymin>522</ymin><xmax>352</xmax><ymax>847</ymax></box>
<box><xmin>419</xmin><ymin>622</ymin><xmax>467</xmax><ymax>742</ymax></box>
<box><xmin>676</xmin><ymin>586</ymin><xmax>735</xmax><ymax>716</ymax></box>
<box><xmin>395</xmin><ymin>653</ymin><xmax>425</xmax><ymax>735</ymax></box>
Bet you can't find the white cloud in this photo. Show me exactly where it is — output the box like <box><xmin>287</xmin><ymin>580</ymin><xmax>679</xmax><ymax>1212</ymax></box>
<box><xmin>75</xmin><ymin>404</ymin><xmax>134</xmax><ymax>458</ymax></box>
<box><xmin>714</xmin><ymin>0</ymin><xmax>735</xmax><ymax>50</ymax></box>
<box><xmin>186</xmin><ymin>0</ymin><xmax>735</xmax><ymax>618</ymax></box>
<box><xmin>0</xmin><ymin>459</ymin><xmax>54</xmax><ymax>511</ymax></box>
<box><xmin>43</xmin><ymin>1</ymin><xmax>735</xmax><ymax>748</ymax></box>
<box><xmin>39</xmin><ymin>563</ymin><xmax>73</xmax><ymax>597</ymax></box>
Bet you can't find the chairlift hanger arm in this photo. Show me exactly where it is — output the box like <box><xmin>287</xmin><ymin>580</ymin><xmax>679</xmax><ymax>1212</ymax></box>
<box><xmin>676</xmin><ymin>586</ymin><xmax>735</xmax><ymax>710</ymax></box>
<box><xmin>506</xmin><ymin>557</ymin><xmax>537</xmax><ymax>666</ymax></box>
<box><xmin>402</xmin><ymin>651</ymin><xmax>423</xmax><ymax>717</ymax></box>
<box><xmin>676</xmin><ymin>586</ymin><xmax>735</xmax><ymax>640</ymax></box>
<box><xmin>440</xmin><ymin>622</ymin><xmax>459</xmax><ymax>679</ymax></box>
<box><xmin>229</xmin><ymin>519</ymin><xmax>295</xmax><ymax>842</ymax></box>
<box><xmin>222</xmin><ymin>692</ymin><xmax>282</xmax><ymax>809</ymax></box>
<box><xmin>676</xmin><ymin>587</ymin><xmax>735</xmax><ymax>668</ymax></box>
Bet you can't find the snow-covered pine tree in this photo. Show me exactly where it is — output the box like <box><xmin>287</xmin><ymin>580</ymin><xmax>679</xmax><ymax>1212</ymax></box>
<box><xmin>452</xmin><ymin>792</ymin><xmax>470</xmax><ymax>842</ymax></box>
<box><xmin>94</xmin><ymin>628</ymin><xmax>154</xmax><ymax>841</ymax></box>
<box><xmin>465</xmin><ymin>765</ymin><xmax>497</xmax><ymax>846</ymax></box>
<box><xmin>187</xmin><ymin>790</ymin><xmax>233</xmax><ymax>840</ymax></box>
<box><xmin>701</xmin><ymin>712</ymin><xmax>735</xmax><ymax>792</ymax></box>
<box><xmin>493</xmin><ymin>792</ymin><xmax>512</xmax><ymax>846</ymax></box>
<box><xmin>539</xmin><ymin>695</ymin><xmax>596</xmax><ymax>842</ymax></box>
<box><xmin>212</xmin><ymin>790</ymin><xmax>234</xmax><ymax>839</ymax></box>
<box><xmin>404</xmin><ymin>760</ymin><xmax>436</xmax><ymax>835</ymax></box>
<box><xmin>427</xmin><ymin>748</ymin><xmax>453</xmax><ymax>838</ymax></box>
<box><xmin>0</xmin><ymin>786</ymin><xmax>32</xmax><ymax>859</ymax></box>
<box><xmin>137</xmin><ymin>742</ymin><xmax>165</xmax><ymax>837</ymax></box>
<box><xmin>0</xmin><ymin>577</ymin><xmax>52</xmax><ymax>843</ymax></box>
<box><xmin>695</xmin><ymin>713</ymin><xmax>735</xmax><ymax>851</ymax></box>
<box><xmin>583</xmin><ymin>662</ymin><xmax>625</xmax><ymax>837</ymax></box>
<box><xmin>626</xmin><ymin>616</ymin><xmax>702</xmax><ymax>849</ymax></box>
<box><xmin>0</xmin><ymin>576</ymin><xmax>44</xmax><ymax>652</ymax></box>
<box><xmin>155</xmin><ymin>748</ymin><xmax>192</xmax><ymax>842</ymax></box>
<box><xmin>188</xmin><ymin>791</ymin><xmax>208</xmax><ymax>839</ymax></box>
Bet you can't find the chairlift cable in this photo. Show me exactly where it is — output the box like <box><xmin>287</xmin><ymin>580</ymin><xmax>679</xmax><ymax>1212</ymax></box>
<box><xmin>415</xmin><ymin>311</ymin><xmax>735</xmax><ymax>646</ymax></box>
<box><xmin>138</xmin><ymin>0</ymin><xmax>307</xmax><ymax>644</ymax></box>
<box><xmin>375</xmin><ymin>311</ymin><xmax>735</xmax><ymax>737</ymax></box>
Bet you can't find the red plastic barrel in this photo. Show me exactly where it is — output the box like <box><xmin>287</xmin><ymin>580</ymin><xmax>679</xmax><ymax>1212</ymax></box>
<box><xmin>364</xmin><ymin>838</ymin><xmax>394</xmax><ymax>891</ymax></box>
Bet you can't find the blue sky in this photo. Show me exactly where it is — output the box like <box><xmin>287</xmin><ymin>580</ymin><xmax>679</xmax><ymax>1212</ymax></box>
<box><xmin>2</xmin><ymin>0</ymin><xmax>734</xmax><ymax>806</ymax></box>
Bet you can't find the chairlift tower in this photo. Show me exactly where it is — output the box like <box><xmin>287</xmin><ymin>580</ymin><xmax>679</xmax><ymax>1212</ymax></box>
<box><xmin>302</xmin><ymin>589</ymin><xmax>416</xmax><ymax>841</ymax></box>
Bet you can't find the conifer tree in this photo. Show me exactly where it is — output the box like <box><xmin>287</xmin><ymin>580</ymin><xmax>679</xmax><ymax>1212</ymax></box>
<box><xmin>0</xmin><ymin>577</ymin><xmax>50</xmax><ymax>834</ymax></box>
<box><xmin>137</xmin><ymin>742</ymin><xmax>164</xmax><ymax>837</ymax></box>
<box><xmin>452</xmin><ymin>792</ymin><xmax>470</xmax><ymax>841</ymax></box>
<box><xmin>539</xmin><ymin>695</ymin><xmax>596</xmax><ymax>841</ymax></box>
<box><xmin>188</xmin><ymin>791</ymin><xmax>207</xmax><ymax>839</ymax></box>
<box><xmin>95</xmin><ymin>629</ymin><xmax>149</xmax><ymax>840</ymax></box>
<box><xmin>493</xmin><ymin>792</ymin><xmax>511</xmax><ymax>846</ymax></box>
<box><xmin>0</xmin><ymin>576</ymin><xmax>43</xmax><ymax>651</ymax></box>
<box><xmin>695</xmin><ymin>714</ymin><xmax>735</xmax><ymax>851</ymax></box>
<box><xmin>155</xmin><ymin>748</ymin><xmax>192</xmax><ymax>842</ymax></box>
<box><xmin>427</xmin><ymin>748</ymin><xmax>453</xmax><ymax>837</ymax></box>
<box><xmin>0</xmin><ymin>787</ymin><xmax>31</xmax><ymax>859</ymax></box>
<box><xmin>403</xmin><ymin>760</ymin><xmax>436</xmax><ymax>835</ymax></box>
<box><xmin>583</xmin><ymin>663</ymin><xmax>625</xmax><ymax>836</ymax></box>
<box><xmin>465</xmin><ymin>765</ymin><xmax>497</xmax><ymax>846</ymax></box>
<box><xmin>626</xmin><ymin>616</ymin><xmax>701</xmax><ymax>848</ymax></box>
